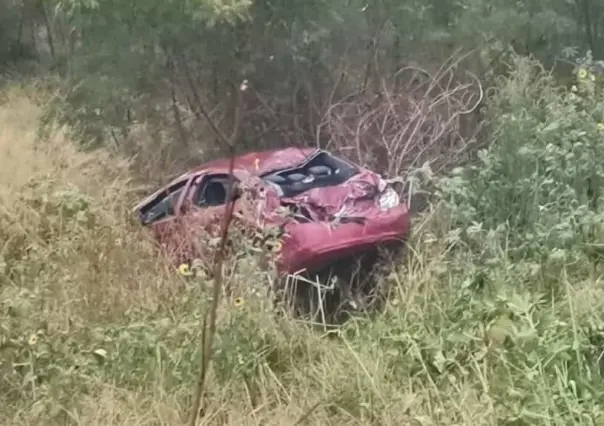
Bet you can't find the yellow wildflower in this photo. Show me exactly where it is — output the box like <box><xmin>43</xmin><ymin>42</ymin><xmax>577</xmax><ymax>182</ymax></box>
<box><xmin>28</xmin><ymin>334</ymin><xmax>37</xmax><ymax>346</ymax></box>
<box><xmin>272</xmin><ymin>241</ymin><xmax>282</xmax><ymax>253</ymax></box>
<box><xmin>597</xmin><ymin>122</ymin><xmax>604</xmax><ymax>132</ymax></box>
<box><xmin>178</xmin><ymin>263</ymin><xmax>193</xmax><ymax>276</ymax></box>
<box><xmin>578</xmin><ymin>68</ymin><xmax>588</xmax><ymax>80</ymax></box>
<box><xmin>234</xmin><ymin>297</ymin><xmax>245</xmax><ymax>308</ymax></box>
<box><xmin>571</xmin><ymin>85</ymin><xmax>577</xmax><ymax>92</ymax></box>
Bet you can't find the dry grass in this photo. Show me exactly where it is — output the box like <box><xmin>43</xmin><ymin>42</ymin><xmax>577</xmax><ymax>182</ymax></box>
<box><xmin>0</xmin><ymin>90</ymin><xmax>177</xmax><ymax>325</ymax></box>
<box><xmin>1</xmin><ymin>87</ymin><xmax>604</xmax><ymax>426</ymax></box>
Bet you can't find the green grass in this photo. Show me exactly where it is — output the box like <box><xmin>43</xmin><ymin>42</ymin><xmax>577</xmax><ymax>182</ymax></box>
<box><xmin>2</xmin><ymin>79</ymin><xmax>604</xmax><ymax>425</ymax></box>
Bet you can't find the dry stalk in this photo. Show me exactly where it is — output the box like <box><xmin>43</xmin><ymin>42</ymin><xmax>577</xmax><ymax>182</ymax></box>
<box><xmin>187</xmin><ymin>150</ymin><xmax>236</xmax><ymax>426</ymax></box>
<box><xmin>186</xmin><ymin>74</ymin><xmax>246</xmax><ymax>426</ymax></box>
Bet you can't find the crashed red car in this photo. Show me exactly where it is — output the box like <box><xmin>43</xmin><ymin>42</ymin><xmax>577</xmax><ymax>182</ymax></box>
<box><xmin>134</xmin><ymin>148</ymin><xmax>411</xmax><ymax>304</ymax></box>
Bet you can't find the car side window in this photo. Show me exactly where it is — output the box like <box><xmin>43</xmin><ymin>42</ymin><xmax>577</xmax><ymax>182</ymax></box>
<box><xmin>139</xmin><ymin>180</ymin><xmax>188</xmax><ymax>225</ymax></box>
<box><xmin>194</xmin><ymin>174</ymin><xmax>239</xmax><ymax>208</ymax></box>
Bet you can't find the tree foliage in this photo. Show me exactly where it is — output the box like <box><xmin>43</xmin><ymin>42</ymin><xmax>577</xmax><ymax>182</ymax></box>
<box><xmin>0</xmin><ymin>0</ymin><xmax>600</xmax><ymax>173</ymax></box>
<box><xmin>0</xmin><ymin>0</ymin><xmax>599</xmax><ymax>157</ymax></box>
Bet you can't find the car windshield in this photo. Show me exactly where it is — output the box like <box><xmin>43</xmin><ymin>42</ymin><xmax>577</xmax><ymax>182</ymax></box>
<box><xmin>261</xmin><ymin>151</ymin><xmax>359</xmax><ymax>198</ymax></box>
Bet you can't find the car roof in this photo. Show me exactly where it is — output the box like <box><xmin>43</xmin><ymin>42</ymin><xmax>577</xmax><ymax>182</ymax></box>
<box><xmin>191</xmin><ymin>147</ymin><xmax>318</xmax><ymax>175</ymax></box>
<box><xmin>133</xmin><ymin>147</ymin><xmax>319</xmax><ymax>212</ymax></box>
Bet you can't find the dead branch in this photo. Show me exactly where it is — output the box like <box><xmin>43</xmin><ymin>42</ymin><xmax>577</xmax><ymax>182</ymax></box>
<box><xmin>319</xmin><ymin>51</ymin><xmax>484</xmax><ymax>179</ymax></box>
<box><xmin>186</xmin><ymin>73</ymin><xmax>245</xmax><ymax>426</ymax></box>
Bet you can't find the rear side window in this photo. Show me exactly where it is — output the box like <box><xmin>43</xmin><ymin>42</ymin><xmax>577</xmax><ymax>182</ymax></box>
<box><xmin>261</xmin><ymin>151</ymin><xmax>358</xmax><ymax>197</ymax></box>
<box><xmin>193</xmin><ymin>174</ymin><xmax>240</xmax><ymax>208</ymax></box>
<box><xmin>139</xmin><ymin>180</ymin><xmax>188</xmax><ymax>225</ymax></box>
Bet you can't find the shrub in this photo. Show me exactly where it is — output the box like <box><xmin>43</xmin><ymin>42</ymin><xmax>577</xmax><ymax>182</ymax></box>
<box><xmin>438</xmin><ymin>54</ymin><xmax>604</xmax><ymax>280</ymax></box>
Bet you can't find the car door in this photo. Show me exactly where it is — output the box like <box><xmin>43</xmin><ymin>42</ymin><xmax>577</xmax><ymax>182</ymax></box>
<box><xmin>177</xmin><ymin>173</ymin><xmax>241</xmax><ymax>265</ymax></box>
<box><xmin>137</xmin><ymin>177</ymin><xmax>194</xmax><ymax>263</ymax></box>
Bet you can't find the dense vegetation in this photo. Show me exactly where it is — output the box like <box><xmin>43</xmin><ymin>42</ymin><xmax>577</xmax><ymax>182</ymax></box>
<box><xmin>2</xmin><ymin>0</ymin><xmax>604</xmax><ymax>424</ymax></box>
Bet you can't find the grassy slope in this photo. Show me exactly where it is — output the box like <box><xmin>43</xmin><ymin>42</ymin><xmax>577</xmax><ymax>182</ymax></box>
<box><xmin>1</xmin><ymin>87</ymin><xmax>604</xmax><ymax>425</ymax></box>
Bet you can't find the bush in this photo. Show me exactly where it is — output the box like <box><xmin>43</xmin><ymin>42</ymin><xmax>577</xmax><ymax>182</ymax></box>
<box><xmin>438</xmin><ymin>55</ymin><xmax>604</xmax><ymax>280</ymax></box>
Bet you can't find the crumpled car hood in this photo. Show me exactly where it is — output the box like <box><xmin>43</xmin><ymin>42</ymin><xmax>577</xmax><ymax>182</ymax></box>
<box><xmin>259</xmin><ymin>170</ymin><xmax>387</xmax><ymax>224</ymax></box>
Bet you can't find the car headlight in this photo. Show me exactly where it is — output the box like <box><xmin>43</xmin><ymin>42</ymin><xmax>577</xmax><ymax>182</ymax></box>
<box><xmin>377</xmin><ymin>186</ymin><xmax>400</xmax><ymax>210</ymax></box>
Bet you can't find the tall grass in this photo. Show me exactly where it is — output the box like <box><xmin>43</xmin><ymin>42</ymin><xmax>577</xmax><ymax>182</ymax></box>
<box><xmin>1</xmin><ymin>62</ymin><xmax>604</xmax><ymax>426</ymax></box>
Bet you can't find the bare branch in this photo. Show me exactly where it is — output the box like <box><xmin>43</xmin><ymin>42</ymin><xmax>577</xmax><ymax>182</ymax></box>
<box><xmin>319</xmin><ymin>51</ymin><xmax>485</xmax><ymax>180</ymax></box>
<box><xmin>184</xmin><ymin>65</ymin><xmax>245</xmax><ymax>426</ymax></box>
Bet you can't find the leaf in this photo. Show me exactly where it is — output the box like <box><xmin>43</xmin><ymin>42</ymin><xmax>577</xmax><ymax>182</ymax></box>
<box><xmin>541</xmin><ymin>121</ymin><xmax>561</xmax><ymax>133</ymax></box>
<box><xmin>21</xmin><ymin>371</ymin><xmax>36</xmax><ymax>387</ymax></box>
<box><xmin>487</xmin><ymin>315</ymin><xmax>514</xmax><ymax>347</ymax></box>
<box><xmin>92</xmin><ymin>348</ymin><xmax>108</xmax><ymax>364</ymax></box>
<box><xmin>433</xmin><ymin>350</ymin><xmax>447</xmax><ymax>373</ymax></box>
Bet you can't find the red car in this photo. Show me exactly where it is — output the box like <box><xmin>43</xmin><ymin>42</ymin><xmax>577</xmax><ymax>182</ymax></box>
<box><xmin>134</xmin><ymin>148</ymin><xmax>411</xmax><ymax>311</ymax></box>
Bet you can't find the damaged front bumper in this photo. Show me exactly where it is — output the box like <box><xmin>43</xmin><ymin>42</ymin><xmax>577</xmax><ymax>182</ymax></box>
<box><xmin>275</xmin><ymin>203</ymin><xmax>411</xmax><ymax>275</ymax></box>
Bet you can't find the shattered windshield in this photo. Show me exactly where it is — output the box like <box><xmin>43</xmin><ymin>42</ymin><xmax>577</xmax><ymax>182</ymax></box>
<box><xmin>261</xmin><ymin>151</ymin><xmax>359</xmax><ymax>198</ymax></box>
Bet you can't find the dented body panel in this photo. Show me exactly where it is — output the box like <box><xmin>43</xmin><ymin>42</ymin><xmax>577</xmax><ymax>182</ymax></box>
<box><xmin>134</xmin><ymin>148</ymin><xmax>411</xmax><ymax>276</ymax></box>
